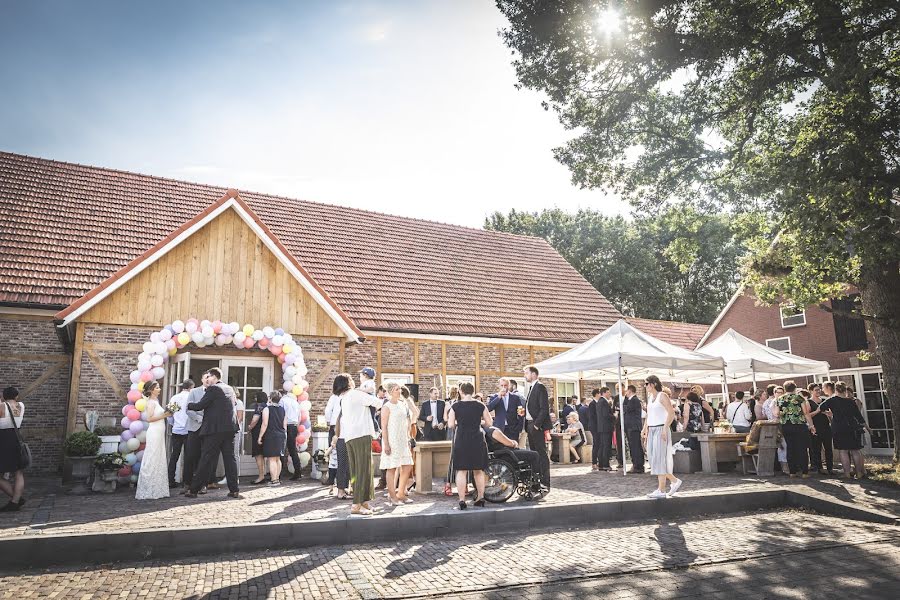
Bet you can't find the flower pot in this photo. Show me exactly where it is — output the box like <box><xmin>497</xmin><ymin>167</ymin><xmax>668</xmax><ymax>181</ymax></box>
<box><xmin>92</xmin><ymin>467</ymin><xmax>118</xmax><ymax>493</ymax></box>
<box><xmin>99</xmin><ymin>436</ymin><xmax>120</xmax><ymax>455</ymax></box>
<box><xmin>66</xmin><ymin>455</ymin><xmax>96</xmax><ymax>483</ymax></box>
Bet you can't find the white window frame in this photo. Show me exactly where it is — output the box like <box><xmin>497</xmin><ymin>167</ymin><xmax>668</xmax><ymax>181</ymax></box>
<box><xmin>780</xmin><ymin>305</ymin><xmax>807</xmax><ymax>328</ymax></box>
<box><xmin>381</xmin><ymin>373</ymin><xmax>414</xmax><ymax>387</ymax></box>
<box><xmin>765</xmin><ymin>336</ymin><xmax>792</xmax><ymax>354</ymax></box>
<box><xmin>507</xmin><ymin>377</ymin><xmax>527</xmax><ymax>398</ymax></box>
<box><xmin>446</xmin><ymin>375</ymin><xmax>475</xmax><ymax>397</ymax></box>
<box><xmin>706</xmin><ymin>393</ymin><xmax>726</xmax><ymax>409</ymax></box>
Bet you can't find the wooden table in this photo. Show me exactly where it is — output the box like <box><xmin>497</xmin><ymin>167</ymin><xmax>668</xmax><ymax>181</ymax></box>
<box><xmin>413</xmin><ymin>440</ymin><xmax>452</xmax><ymax>493</ymax></box>
<box><xmin>691</xmin><ymin>433</ymin><xmax>746</xmax><ymax>473</ymax></box>
<box><xmin>549</xmin><ymin>432</ymin><xmax>573</xmax><ymax>464</ymax></box>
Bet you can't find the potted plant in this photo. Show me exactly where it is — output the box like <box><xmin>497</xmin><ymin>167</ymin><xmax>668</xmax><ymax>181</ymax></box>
<box><xmin>95</xmin><ymin>426</ymin><xmax>122</xmax><ymax>454</ymax></box>
<box><xmin>64</xmin><ymin>430</ymin><xmax>102</xmax><ymax>486</ymax></box>
<box><xmin>92</xmin><ymin>452</ymin><xmax>124</xmax><ymax>493</ymax></box>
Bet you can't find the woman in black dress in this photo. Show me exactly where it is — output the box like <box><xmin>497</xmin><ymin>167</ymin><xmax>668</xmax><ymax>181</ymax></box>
<box><xmin>447</xmin><ymin>382</ymin><xmax>492</xmax><ymax>509</ymax></box>
<box><xmin>247</xmin><ymin>391</ymin><xmax>269</xmax><ymax>484</ymax></box>
<box><xmin>0</xmin><ymin>386</ymin><xmax>26</xmax><ymax>511</ymax></box>
<box><xmin>818</xmin><ymin>381</ymin><xmax>870</xmax><ymax>479</ymax></box>
<box><xmin>258</xmin><ymin>391</ymin><xmax>287</xmax><ymax>486</ymax></box>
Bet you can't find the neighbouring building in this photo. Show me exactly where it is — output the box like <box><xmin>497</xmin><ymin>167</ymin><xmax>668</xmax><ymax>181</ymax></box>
<box><xmin>1</xmin><ymin>151</ymin><xmax>647</xmax><ymax>473</ymax></box>
<box><xmin>698</xmin><ymin>286</ymin><xmax>891</xmax><ymax>455</ymax></box>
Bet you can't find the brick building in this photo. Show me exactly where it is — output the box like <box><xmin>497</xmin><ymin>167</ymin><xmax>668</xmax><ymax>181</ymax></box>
<box><xmin>1</xmin><ymin>151</ymin><xmax>642</xmax><ymax>473</ymax></box>
<box><xmin>698</xmin><ymin>286</ymin><xmax>891</xmax><ymax>454</ymax></box>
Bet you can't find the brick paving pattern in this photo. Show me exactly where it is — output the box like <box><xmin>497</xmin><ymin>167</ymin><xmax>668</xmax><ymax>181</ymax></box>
<box><xmin>3</xmin><ymin>464</ymin><xmax>900</xmax><ymax>538</ymax></box>
<box><xmin>0</xmin><ymin>511</ymin><xmax>897</xmax><ymax>598</ymax></box>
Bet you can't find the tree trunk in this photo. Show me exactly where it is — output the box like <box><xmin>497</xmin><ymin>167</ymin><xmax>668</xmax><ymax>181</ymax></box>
<box><xmin>857</xmin><ymin>260</ymin><xmax>900</xmax><ymax>464</ymax></box>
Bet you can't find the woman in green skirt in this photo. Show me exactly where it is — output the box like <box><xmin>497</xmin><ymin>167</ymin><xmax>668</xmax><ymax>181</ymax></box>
<box><xmin>333</xmin><ymin>373</ymin><xmax>384</xmax><ymax>516</ymax></box>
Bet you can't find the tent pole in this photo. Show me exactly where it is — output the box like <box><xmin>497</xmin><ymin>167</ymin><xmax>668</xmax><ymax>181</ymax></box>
<box><xmin>617</xmin><ymin>357</ymin><xmax>627</xmax><ymax>477</ymax></box>
<box><xmin>721</xmin><ymin>367</ymin><xmax>729</xmax><ymax>415</ymax></box>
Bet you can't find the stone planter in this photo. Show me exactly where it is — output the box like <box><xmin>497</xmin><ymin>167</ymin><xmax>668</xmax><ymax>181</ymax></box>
<box><xmin>99</xmin><ymin>436</ymin><xmax>120</xmax><ymax>455</ymax></box>
<box><xmin>92</xmin><ymin>467</ymin><xmax>118</xmax><ymax>493</ymax></box>
<box><xmin>311</xmin><ymin>431</ymin><xmax>329</xmax><ymax>480</ymax></box>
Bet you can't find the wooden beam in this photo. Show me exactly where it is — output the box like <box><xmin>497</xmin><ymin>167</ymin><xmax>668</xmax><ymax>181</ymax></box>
<box><xmin>529</xmin><ymin>347</ymin><xmax>535</xmax><ymax>366</ymax></box>
<box><xmin>499</xmin><ymin>344</ymin><xmax>505</xmax><ymax>374</ymax></box>
<box><xmin>441</xmin><ymin>342</ymin><xmax>447</xmax><ymax>392</ymax></box>
<box><xmin>85</xmin><ymin>348</ymin><xmax>125</xmax><ymax>401</ymax></box>
<box><xmin>309</xmin><ymin>359</ymin><xmax>339</xmax><ymax>392</ymax></box>
<box><xmin>376</xmin><ymin>337</ymin><xmax>383</xmax><ymax>376</ymax></box>
<box><xmin>303</xmin><ymin>352</ymin><xmax>340</xmax><ymax>360</ymax></box>
<box><xmin>474</xmin><ymin>343</ymin><xmax>480</xmax><ymax>392</ymax></box>
<box><xmin>65</xmin><ymin>322</ymin><xmax>85</xmax><ymax>436</ymax></box>
<box><xmin>413</xmin><ymin>340</ymin><xmax>419</xmax><ymax>383</ymax></box>
<box><xmin>19</xmin><ymin>361</ymin><xmax>66</xmax><ymax>401</ymax></box>
<box><xmin>339</xmin><ymin>339</ymin><xmax>346</xmax><ymax>372</ymax></box>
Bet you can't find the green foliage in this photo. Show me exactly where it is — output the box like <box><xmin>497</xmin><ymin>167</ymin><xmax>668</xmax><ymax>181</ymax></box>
<box><xmin>64</xmin><ymin>431</ymin><xmax>101</xmax><ymax>457</ymax></box>
<box><xmin>485</xmin><ymin>205</ymin><xmax>756</xmax><ymax>323</ymax></box>
<box><xmin>94</xmin><ymin>452</ymin><xmax>125</xmax><ymax>471</ymax></box>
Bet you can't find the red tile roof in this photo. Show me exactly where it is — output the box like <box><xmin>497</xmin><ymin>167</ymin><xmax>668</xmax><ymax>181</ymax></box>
<box><xmin>0</xmin><ymin>151</ymin><xmax>623</xmax><ymax>343</ymax></box>
<box><xmin>627</xmin><ymin>317</ymin><xmax>711</xmax><ymax>351</ymax></box>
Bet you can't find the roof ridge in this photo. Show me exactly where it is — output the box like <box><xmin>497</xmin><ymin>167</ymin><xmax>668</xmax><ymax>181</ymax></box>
<box><xmin>0</xmin><ymin>149</ymin><xmax>549</xmax><ymax>245</ymax></box>
<box><xmin>627</xmin><ymin>316</ymin><xmax>710</xmax><ymax>327</ymax></box>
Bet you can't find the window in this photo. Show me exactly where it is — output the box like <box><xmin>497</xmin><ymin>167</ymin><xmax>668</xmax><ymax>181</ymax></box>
<box><xmin>446</xmin><ymin>375</ymin><xmax>475</xmax><ymax>397</ymax></box>
<box><xmin>508</xmin><ymin>377</ymin><xmax>527</xmax><ymax>398</ymax></box>
<box><xmin>780</xmin><ymin>305</ymin><xmax>806</xmax><ymax>328</ymax></box>
<box><xmin>832</xmin><ymin>295</ymin><xmax>869</xmax><ymax>352</ymax></box>
<box><xmin>556</xmin><ymin>380</ymin><xmax>579</xmax><ymax>404</ymax></box>
<box><xmin>766</xmin><ymin>337</ymin><xmax>792</xmax><ymax>353</ymax></box>
<box><xmin>381</xmin><ymin>373</ymin><xmax>413</xmax><ymax>387</ymax></box>
<box><xmin>706</xmin><ymin>393</ymin><xmax>726</xmax><ymax>410</ymax></box>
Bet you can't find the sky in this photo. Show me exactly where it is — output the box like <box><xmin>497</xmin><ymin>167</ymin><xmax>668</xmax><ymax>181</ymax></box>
<box><xmin>0</xmin><ymin>0</ymin><xmax>628</xmax><ymax>227</ymax></box>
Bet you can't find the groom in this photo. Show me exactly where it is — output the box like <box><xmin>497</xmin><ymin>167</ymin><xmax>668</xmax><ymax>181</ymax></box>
<box><xmin>185</xmin><ymin>368</ymin><xmax>242</xmax><ymax>499</ymax></box>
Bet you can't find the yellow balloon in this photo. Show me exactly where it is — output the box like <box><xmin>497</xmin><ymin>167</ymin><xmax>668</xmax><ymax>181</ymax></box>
<box><xmin>168</xmin><ymin>347</ymin><xmax>177</xmax><ymax>356</ymax></box>
<box><xmin>242</xmin><ymin>324</ymin><xmax>255</xmax><ymax>337</ymax></box>
<box><xmin>135</xmin><ymin>398</ymin><xmax>147</xmax><ymax>412</ymax></box>
<box><xmin>283</xmin><ymin>343</ymin><xmax>296</xmax><ymax>355</ymax></box>
<box><xmin>177</xmin><ymin>332</ymin><xmax>190</xmax><ymax>345</ymax></box>
<box><xmin>137</xmin><ymin>381</ymin><xmax>145</xmax><ymax>391</ymax></box>
<box><xmin>292</xmin><ymin>385</ymin><xmax>302</xmax><ymax>396</ymax></box>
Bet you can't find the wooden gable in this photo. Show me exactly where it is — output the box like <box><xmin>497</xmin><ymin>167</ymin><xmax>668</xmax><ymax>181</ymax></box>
<box><xmin>80</xmin><ymin>206</ymin><xmax>346</xmax><ymax>338</ymax></box>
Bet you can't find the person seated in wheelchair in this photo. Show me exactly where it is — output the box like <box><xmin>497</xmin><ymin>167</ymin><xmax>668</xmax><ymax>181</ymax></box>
<box><xmin>483</xmin><ymin>425</ymin><xmax>541</xmax><ymax>481</ymax></box>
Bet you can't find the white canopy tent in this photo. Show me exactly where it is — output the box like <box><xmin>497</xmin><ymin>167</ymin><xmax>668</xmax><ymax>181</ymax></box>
<box><xmin>692</xmin><ymin>328</ymin><xmax>831</xmax><ymax>387</ymax></box>
<box><xmin>533</xmin><ymin>320</ymin><xmax>727</xmax><ymax>475</ymax></box>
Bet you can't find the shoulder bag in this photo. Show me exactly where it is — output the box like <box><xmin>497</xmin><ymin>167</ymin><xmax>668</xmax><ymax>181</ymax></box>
<box><xmin>4</xmin><ymin>401</ymin><xmax>31</xmax><ymax>470</ymax></box>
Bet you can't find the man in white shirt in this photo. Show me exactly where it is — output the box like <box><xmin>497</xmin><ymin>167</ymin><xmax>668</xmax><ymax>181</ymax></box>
<box><xmin>167</xmin><ymin>379</ymin><xmax>194</xmax><ymax>487</ymax></box>
<box><xmin>281</xmin><ymin>391</ymin><xmax>302</xmax><ymax>480</ymax></box>
<box><xmin>726</xmin><ymin>391</ymin><xmax>753</xmax><ymax>433</ymax></box>
<box><xmin>182</xmin><ymin>372</ymin><xmax>210</xmax><ymax>492</ymax></box>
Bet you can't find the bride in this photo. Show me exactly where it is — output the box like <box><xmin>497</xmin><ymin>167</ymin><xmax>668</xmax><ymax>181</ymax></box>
<box><xmin>135</xmin><ymin>381</ymin><xmax>172</xmax><ymax>500</ymax></box>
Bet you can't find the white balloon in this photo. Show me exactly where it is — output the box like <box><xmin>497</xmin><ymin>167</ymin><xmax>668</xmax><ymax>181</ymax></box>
<box><xmin>203</xmin><ymin>336</ymin><xmax>214</xmax><ymax>346</ymax></box>
<box><xmin>150</xmin><ymin>332</ymin><xmax>161</xmax><ymax>344</ymax></box>
<box><xmin>138</xmin><ymin>352</ymin><xmax>151</xmax><ymax>363</ymax></box>
<box><xmin>296</xmin><ymin>364</ymin><xmax>308</xmax><ymax>377</ymax></box>
<box><xmin>160</xmin><ymin>329</ymin><xmax>173</xmax><ymax>341</ymax></box>
<box><xmin>201</xmin><ymin>326</ymin><xmax>214</xmax><ymax>338</ymax></box>
<box><xmin>292</xmin><ymin>374</ymin><xmax>303</xmax><ymax>385</ymax></box>
<box><xmin>150</xmin><ymin>355</ymin><xmax>164</xmax><ymax>367</ymax></box>
<box><xmin>283</xmin><ymin>382</ymin><xmax>293</xmax><ymax>392</ymax></box>
<box><xmin>272</xmin><ymin>335</ymin><xmax>284</xmax><ymax>346</ymax></box>
<box><xmin>284</xmin><ymin>365</ymin><xmax>297</xmax><ymax>377</ymax></box>
<box><xmin>172</xmin><ymin>320</ymin><xmax>185</xmax><ymax>333</ymax></box>
<box><xmin>298</xmin><ymin>452</ymin><xmax>311</xmax><ymax>468</ymax></box>
<box><xmin>299</xmin><ymin>442</ymin><xmax>309</xmax><ymax>452</ymax></box>
<box><xmin>137</xmin><ymin>431</ymin><xmax>147</xmax><ymax>443</ymax></box>
<box><xmin>252</xmin><ymin>329</ymin><xmax>264</xmax><ymax>341</ymax></box>
<box><xmin>137</xmin><ymin>358</ymin><xmax>151</xmax><ymax>371</ymax></box>
<box><xmin>152</xmin><ymin>366</ymin><xmax>165</xmax><ymax>379</ymax></box>
<box><xmin>282</xmin><ymin>333</ymin><xmax>293</xmax><ymax>344</ymax></box>
<box><xmin>215</xmin><ymin>334</ymin><xmax>228</xmax><ymax>346</ymax></box>
<box><xmin>299</xmin><ymin>400</ymin><xmax>312</xmax><ymax>412</ymax></box>
<box><xmin>185</xmin><ymin>321</ymin><xmax>198</xmax><ymax>334</ymax></box>
<box><xmin>262</xmin><ymin>326</ymin><xmax>275</xmax><ymax>339</ymax></box>
<box><xmin>142</xmin><ymin>342</ymin><xmax>154</xmax><ymax>354</ymax></box>
<box><xmin>200</xmin><ymin>319</ymin><xmax>211</xmax><ymax>330</ymax></box>
<box><xmin>154</xmin><ymin>342</ymin><xmax>167</xmax><ymax>355</ymax></box>
<box><xmin>234</xmin><ymin>332</ymin><xmax>246</xmax><ymax>344</ymax></box>
<box><xmin>229</xmin><ymin>322</ymin><xmax>240</xmax><ymax>335</ymax></box>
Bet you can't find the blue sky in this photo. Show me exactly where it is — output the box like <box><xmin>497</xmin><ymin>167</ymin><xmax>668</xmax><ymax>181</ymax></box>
<box><xmin>0</xmin><ymin>0</ymin><xmax>626</xmax><ymax>227</ymax></box>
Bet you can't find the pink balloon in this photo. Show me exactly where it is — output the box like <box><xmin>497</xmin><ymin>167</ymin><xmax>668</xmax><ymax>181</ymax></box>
<box><xmin>127</xmin><ymin>408</ymin><xmax>141</xmax><ymax>421</ymax></box>
<box><xmin>258</xmin><ymin>337</ymin><xmax>270</xmax><ymax>348</ymax></box>
<box><xmin>122</xmin><ymin>405</ymin><xmax>130</xmax><ymax>417</ymax></box>
<box><xmin>243</xmin><ymin>337</ymin><xmax>255</xmax><ymax>349</ymax></box>
<box><xmin>127</xmin><ymin>389</ymin><xmax>141</xmax><ymax>402</ymax></box>
<box><xmin>297</xmin><ymin>424</ymin><xmax>306</xmax><ymax>434</ymax></box>
<box><xmin>140</xmin><ymin>370</ymin><xmax>153</xmax><ymax>382</ymax></box>
<box><xmin>118</xmin><ymin>466</ymin><xmax>132</xmax><ymax>477</ymax></box>
<box><xmin>299</xmin><ymin>391</ymin><xmax>309</xmax><ymax>402</ymax></box>
<box><xmin>212</xmin><ymin>320</ymin><xmax>223</xmax><ymax>334</ymax></box>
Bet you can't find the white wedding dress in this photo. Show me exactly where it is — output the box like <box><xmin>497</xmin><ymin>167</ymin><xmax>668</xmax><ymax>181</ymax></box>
<box><xmin>135</xmin><ymin>400</ymin><xmax>170</xmax><ymax>500</ymax></box>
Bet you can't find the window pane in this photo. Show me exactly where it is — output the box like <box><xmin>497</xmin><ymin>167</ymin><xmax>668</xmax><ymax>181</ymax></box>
<box><xmin>246</xmin><ymin>367</ymin><xmax>264</xmax><ymax>388</ymax></box>
<box><xmin>228</xmin><ymin>367</ymin><xmax>245</xmax><ymax>388</ymax></box>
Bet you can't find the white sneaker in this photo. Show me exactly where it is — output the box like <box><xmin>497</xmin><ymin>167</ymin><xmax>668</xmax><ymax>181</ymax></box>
<box><xmin>218</xmin><ymin>478</ymin><xmax>227</xmax><ymax>485</ymax></box>
<box><xmin>669</xmin><ymin>478</ymin><xmax>683</xmax><ymax>496</ymax></box>
<box><xmin>646</xmin><ymin>489</ymin><xmax>667</xmax><ymax>499</ymax></box>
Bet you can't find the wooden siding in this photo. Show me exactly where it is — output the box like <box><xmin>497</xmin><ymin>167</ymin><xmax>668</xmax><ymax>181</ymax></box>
<box><xmin>80</xmin><ymin>207</ymin><xmax>346</xmax><ymax>337</ymax></box>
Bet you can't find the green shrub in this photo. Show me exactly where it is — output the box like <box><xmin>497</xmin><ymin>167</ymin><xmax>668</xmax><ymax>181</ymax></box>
<box><xmin>64</xmin><ymin>431</ymin><xmax>101</xmax><ymax>457</ymax></box>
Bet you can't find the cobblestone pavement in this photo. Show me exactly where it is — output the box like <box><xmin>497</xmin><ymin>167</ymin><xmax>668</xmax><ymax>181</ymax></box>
<box><xmin>3</xmin><ymin>464</ymin><xmax>899</xmax><ymax>538</ymax></box>
<box><xmin>0</xmin><ymin>511</ymin><xmax>898</xmax><ymax>598</ymax></box>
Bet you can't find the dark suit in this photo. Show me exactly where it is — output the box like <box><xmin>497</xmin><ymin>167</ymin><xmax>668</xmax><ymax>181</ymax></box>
<box><xmin>525</xmin><ymin>381</ymin><xmax>551</xmax><ymax>487</ymax></box>
<box><xmin>419</xmin><ymin>399</ymin><xmax>446</xmax><ymax>441</ymax></box>
<box><xmin>612</xmin><ymin>396</ymin><xmax>624</xmax><ymax>466</ymax></box>
<box><xmin>592</xmin><ymin>397</ymin><xmax>615</xmax><ymax>468</ymax></box>
<box><xmin>188</xmin><ymin>382</ymin><xmax>239</xmax><ymax>494</ymax></box>
<box><xmin>622</xmin><ymin>394</ymin><xmax>645</xmax><ymax>472</ymax></box>
<box><xmin>487</xmin><ymin>393</ymin><xmax>523</xmax><ymax>439</ymax></box>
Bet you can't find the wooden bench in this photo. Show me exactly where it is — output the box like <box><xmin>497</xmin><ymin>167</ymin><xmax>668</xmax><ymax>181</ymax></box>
<box><xmin>692</xmin><ymin>433</ymin><xmax>746</xmax><ymax>473</ymax></box>
<box><xmin>737</xmin><ymin>422</ymin><xmax>779</xmax><ymax>477</ymax></box>
<box><xmin>413</xmin><ymin>440</ymin><xmax>452</xmax><ymax>493</ymax></box>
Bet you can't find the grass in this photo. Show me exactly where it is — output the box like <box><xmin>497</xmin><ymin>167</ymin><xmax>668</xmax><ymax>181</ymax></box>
<box><xmin>866</xmin><ymin>462</ymin><xmax>900</xmax><ymax>488</ymax></box>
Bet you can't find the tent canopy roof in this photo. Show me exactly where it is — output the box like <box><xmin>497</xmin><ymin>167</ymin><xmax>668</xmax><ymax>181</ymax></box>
<box><xmin>534</xmin><ymin>319</ymin><xmax>725</xmax><ymax>380</ymax></box>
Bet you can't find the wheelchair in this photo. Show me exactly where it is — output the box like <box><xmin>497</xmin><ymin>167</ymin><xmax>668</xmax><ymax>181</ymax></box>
<box><xmin>483</xmin><ymin>449</ymin><xmax>544</xmax><ymax>503</ymax></box>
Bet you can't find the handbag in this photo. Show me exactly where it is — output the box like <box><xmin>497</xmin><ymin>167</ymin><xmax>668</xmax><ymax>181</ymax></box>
<box><xmin>4</xmin><ymin>401</ymin><xmax>31</xmax><ymax>470</ymax></box>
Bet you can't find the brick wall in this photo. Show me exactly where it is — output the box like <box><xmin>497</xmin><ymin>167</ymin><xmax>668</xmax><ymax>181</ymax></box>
<box><xmin>0</xmin><ymin>317</ymin><xmax>71</xmax><ymax>473</ymax></box>
<box><xmin>707</xmin><ymin>292</ymin><xmax>878</xmax><ymax>371</ymax></box>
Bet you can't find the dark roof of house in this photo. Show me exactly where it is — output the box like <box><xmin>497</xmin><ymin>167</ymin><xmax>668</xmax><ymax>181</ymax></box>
<box><xmin>0</xmin><ymin>151</ymin><xmax>623</xmax><ymax>342</ymax></box>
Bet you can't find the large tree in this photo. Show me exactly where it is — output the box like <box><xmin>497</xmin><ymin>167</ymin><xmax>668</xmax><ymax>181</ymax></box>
<box><xmin>485</xmin><ymin>206</ymin><xmax>753</xmax><ymax>323</ymax></box>
<box><xmin>496</xmin><ymin>0</ymin><xmax>900</xmax><ymax>459</ymax></box>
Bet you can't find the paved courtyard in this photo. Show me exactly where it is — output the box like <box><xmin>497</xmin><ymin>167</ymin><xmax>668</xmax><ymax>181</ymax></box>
<box><xmin>1</xmin><ymin>510</ymin><xmax>898</xmax><ymax>598</ymax></box>
<box><xmin>3</xmin><ymin>464</ymin><xmax>900</xmax><ymax>539</ymax></box>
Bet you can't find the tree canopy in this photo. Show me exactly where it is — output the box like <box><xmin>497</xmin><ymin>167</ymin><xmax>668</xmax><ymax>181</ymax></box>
<box><xmin>485</xmin><ymin>206</ymin><xmax>756</xmax><ymax>324</ymax></box>
<box><xmin>497</xmin><ymin>0</ymin><xmax>900</xmax><ymax>458</ymax></box>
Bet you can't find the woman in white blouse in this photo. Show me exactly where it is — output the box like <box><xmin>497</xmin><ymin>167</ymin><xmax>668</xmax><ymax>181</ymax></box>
<box><xmin>333</xmin><ymin>373</ymin><xmax>383</xmax><ymax>516</ymax></box>
<box><xmin>0</xmin><ymin>386</ymin><xmax>26</xmax><ymax>511</ymax></box>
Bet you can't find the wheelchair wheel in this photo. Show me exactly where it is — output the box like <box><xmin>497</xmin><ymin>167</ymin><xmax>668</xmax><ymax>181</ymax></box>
<box><xmin>484</xmin><ymin>458</ymin><xmax>517</xmax><ymax>503</ymax></box>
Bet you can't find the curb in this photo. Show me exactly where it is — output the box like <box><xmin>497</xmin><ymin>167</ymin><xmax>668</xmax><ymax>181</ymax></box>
<box><xmin>1</xmin><ymin>488</ymin><xmax>895</xmax><ymax>570</ymax></box>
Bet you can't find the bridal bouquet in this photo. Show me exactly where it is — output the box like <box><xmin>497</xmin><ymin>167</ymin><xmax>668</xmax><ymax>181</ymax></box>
<box><xmin>165</xmin><ymin>401</ymin><xmax>180</xmax><ymax>415</ymax></box>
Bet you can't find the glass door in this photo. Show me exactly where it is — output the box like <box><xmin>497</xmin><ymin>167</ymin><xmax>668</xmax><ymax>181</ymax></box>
<box><xmin>221</xmin><ymin>358</ymin><xmax>274</xmax><ymax>471</ymax></box>
<box><xmin>164</xmin><ymin>352</ymin><xmax>191</xmax><ymax>402</ymax></box>
<box><xmin>861</xmin><ymin>370</ymin><xmax>892</xmax><ymax>454</ymax></box>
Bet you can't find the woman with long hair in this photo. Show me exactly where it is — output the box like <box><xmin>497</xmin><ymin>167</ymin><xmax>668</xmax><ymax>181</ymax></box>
<box><xmin>0</xmin><ymin>387</ymin><xmax>26</xmax><ymax>511</ymax></box>
<box><xmin>642</xmin><ymin>375</ymin><xmax>682</xmax><ymax>499</ymax></box>
<box><xmin>258</xmin><ymin>391</ymin><xmax>287</xmax><ymax>486</ymax></box>
<box><xmin>333</xmin><ymin>373</ymin><xmax>383</xmax><ymax>516</ymax></box>
<box><xmin>818</xmin><ymin>381</ymin><xmax>870</xmax><ymax>479</ymax></box>
<box><xmin>135</xmin><ymin>381</ymin><xmax>172</xmax><ymax>500</ymax></box>
<box><xmin>379</xmin><ymin>383</ymin><xmax>418</xmax><ymax>505</ymax></box>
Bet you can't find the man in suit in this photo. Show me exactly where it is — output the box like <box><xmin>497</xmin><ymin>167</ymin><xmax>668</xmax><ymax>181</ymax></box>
<box><xmin>523</xmin><ymin>365</ymin><xmax>551</xmax><ymax>489</ymax></box>
<box><xmin>185</xmin><ymin>368</ymin><xmax>242</xmax><ymax>499</ymax></box>
<box><xmin>612</xmin><ymin>384</ymin><xmax>625</xmax><ymax>469</ymax></box>
<box><xmin>621</xmin><ymin>384</ymin><xmax>645</xmax><ymax>473</ymax></box>
<box><xmin>418</xmin><ymin>386</ymin><xmax>447</xmax><ymax>441</ymax></box>
<box><xmin>561</xmin><ymin>396</ymin><xmax>577</xmax><ymax>425</ymax></box>
<box><xmin>487</xmin><ymin>378</ymin><xmax>523</xmax><ymax>440</ymax></box>
<box><xmin>587</xmin><ymin>388</ymin><xmax>601</xmax><ymax>469</ymax></box>
<box><xmin>577</xmin><ymin>396</ymin><xmax>593</xmax><ymax>445</ymax></box>
<box><xmin>592</xmin><ymin>386</ymin><xmax>615</xmax><ymax>471</ymax></box>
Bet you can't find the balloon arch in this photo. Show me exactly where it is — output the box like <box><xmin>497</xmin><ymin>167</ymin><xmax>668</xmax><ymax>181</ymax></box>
<box><xmin>116</xmin><ymin>318</ymin><xmax>313</xmax><ymax>484</ymax></box>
